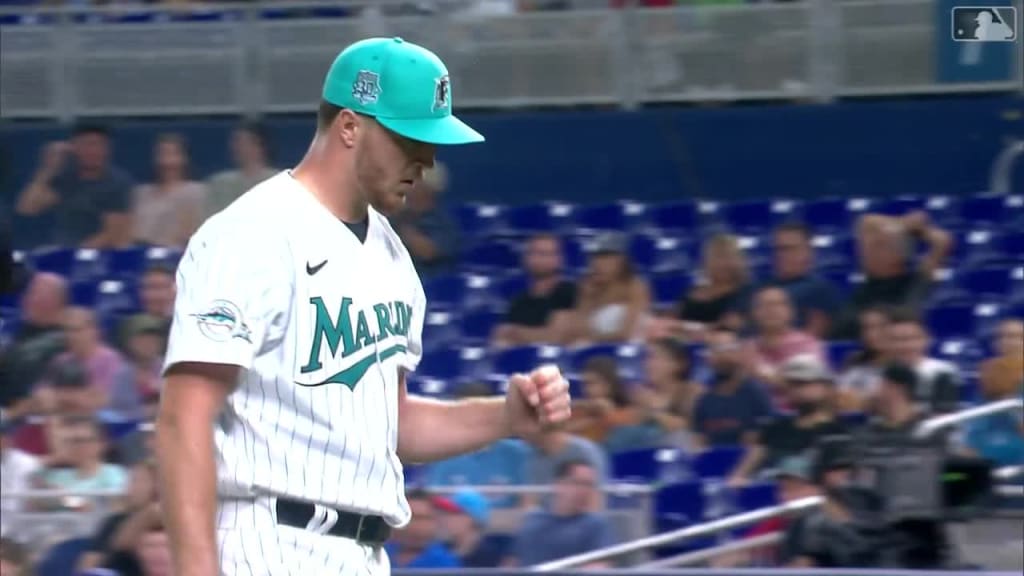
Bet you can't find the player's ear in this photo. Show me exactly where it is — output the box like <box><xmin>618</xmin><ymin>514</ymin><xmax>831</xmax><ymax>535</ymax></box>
<box><xmin>336</xmin><ymin>109</ymin><xmax>361</xmax><ymax>148</ymax></box>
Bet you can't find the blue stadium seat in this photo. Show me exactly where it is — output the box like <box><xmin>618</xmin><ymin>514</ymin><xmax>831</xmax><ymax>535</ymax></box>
<box><xmin>463</xmin><ymin>240</ymin><xmax>519</xmax><ymax>272</ymax></box>
<box><xmin>693</xmin><ymin>446</ymin><xmax>743</xmax><ymax>479</ymax></box>
<box><xmin>461</xmin><ymin>309</ymin><xmax>501</xmax><ymax>343</ymax></box>
<box><xmin>422</xmin><ymin>310</ymin><xmax>460</xmax><ymax>355</ymax></box>
<box><xmin>1001</xmin><ymin>230</ymin><xmax>1024</xmax><ymax>262</ymax></box>
<box><xmin>802</xmin><ymin>197</ymin><xmax>873</xmax><ymax>233</ymax></box>
<box><xmin>417</xmin><ymin>348</ymin><xmax>464</xmax><ymax>381</ymax></box>
<box><xmin>629</xmin><ymin>234</ymin><xmax>690</xmax><ymax>274</ymax></box>
<box><xmin>562</xmin><ymin>236</ymin><xmax>588</xmax><ymax>272</ymax></box>
<box><xmin>568</xmin><ymin>343</ymin><xmax>643</xmax><ymax>375</ymax></box>
<box><xmin>959</xmin><ymin>194</ymin><xmax>1023</xmax><ymax>226</ymax></box>
<box><xmin>812</xmin><ymin>233</ymin><xmax>855</xmax><ymax>272</ymax></box>
<box><xmin>459</xmin><ymin>274</ymin><xmax>504</xmax><ymax>313</ymax></box>
<box><xmin>504</xmin><ymin>202</ymin><xmax>577</xmax><ymax>235</ymax></box>
<box><xmin>611</xmin><ymin>447</ymin><xmax>664</xmax><ymax>482</ymax></box>
<box><xmin>496</xmin><ymin>274</ymin><xmax>529</xmax><ymax>303</ymax></box>
<box><xmin>491</xmin><ymin>345</ymin><xmax>563</xmax><ymax>376</ymax></box>
<box><xmin>926</xmin><ymin>304</ymin><xmax>976</xmax><ymax>340</ymax></box>
<box><xmin>575</xmin><ymin>201</ymin><xmax>648</xmax><ymax>232</ymax></box>
<box><xmin>719</xmin><ymin>199</ymin><xmax>799</xmax><ymax>235</ymax></box>
<box><xmin>876</xmin><ymin>195</ymin><xmax>961</xmax><ymax>228</ymax></box>
<box><xmin>423</xmin><ymin>274</ymin><xmax>464</xmax><ymax>310</ymax></box>
<box><xmin>650</xmin><ymin>201</ymin><xmax>700</xmax><ymax>235</ymax></box>
<box><xmin>954</xmin><ymin>229</ymin><xmax>1005</xmax><ymax>268</ymax></box>
<box><xmin>735</xmin><ymin>481</ymin><xmax>778</xmax><ymax>512</ymax></box>
<box><xmin>31</xmin><ymin>247</ymin><xmax>74</xmax><ymax>277</ymax></box>
<box><xmin>653</xmin><ymin>480</ymin><xmax>709</xmax><ymax>556</ymax></box>
<box><xmin>456</xmin><ymin>203</ymin><xmax>506</xmax><ymax>238</ymax></box>
<box><xmin>960</xmin><ymin>266</ymin><xmax>1013</xmax><ymax>298</ymax></box>
<box><xmin>652</xmin><ymin>273</ymin><xmax>690</xmax><ymax>309</ymax></box>
<box><xmin>826</xmin><ymin>340</ymin><xmax>859</xmax><ymax>371</ymax></box>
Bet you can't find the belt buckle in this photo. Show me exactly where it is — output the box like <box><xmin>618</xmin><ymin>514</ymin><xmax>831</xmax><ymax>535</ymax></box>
<box><xmin>355</xmin><ymin>515</ymin><xmax>367</xmax><ymax>542</ymax></box>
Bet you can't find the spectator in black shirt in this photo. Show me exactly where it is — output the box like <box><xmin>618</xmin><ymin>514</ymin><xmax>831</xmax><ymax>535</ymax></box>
<box><xmin>77</xmin><ymin>461</ymin><xmax>160</xmax><ymax>576</ymax></box>
<box><xmin>493</xmin><ymin>233</ymin><xmax>576</xmax><ymax>347</ymax></box>
<box><xmin>0</xmin><ymin>272</ymin><xmax>68</xmax><ymax>415</ymax></box>
<box><xmin>767</xmin><ymin>222</ymin><xmax>843</xmax><ymax>338</ymax></box>
<box><xmin>835</xmin><ymin>211</ymin><xmax>952</xmax><ymax>339</ymax></box>
<box><xmin>728</xmin><ymin>355</ymin><xmax>849</xmax><ymax>486</ymax></box>
<box><xmin>16</xmin><ymin>123</ymin><xmax>134</xmax><ymax>249</ymax></box>
<box><xmin>883</xmin><ymin>308</ymin><xmax>960</xmax><ymax>415</ymax></box>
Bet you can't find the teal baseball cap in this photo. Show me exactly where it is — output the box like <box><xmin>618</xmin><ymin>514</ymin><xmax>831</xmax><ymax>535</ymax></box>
<box><xmin>321</xmin><ymin>37</ymin><xmax>484</xmax><ymax>146</ymax></box>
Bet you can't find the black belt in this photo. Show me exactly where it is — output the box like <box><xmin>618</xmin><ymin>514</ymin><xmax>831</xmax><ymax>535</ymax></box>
<box><xmin>275</xmin><ymin>498</ymin><xmax>391</xmax><ymax>545</ymax></box>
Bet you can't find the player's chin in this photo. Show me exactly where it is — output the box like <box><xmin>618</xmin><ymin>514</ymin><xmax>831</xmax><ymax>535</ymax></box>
<box><xmin>373</xmin><ymin>191</ymin><xmax>407</xmax><ymax>216</ymax></box>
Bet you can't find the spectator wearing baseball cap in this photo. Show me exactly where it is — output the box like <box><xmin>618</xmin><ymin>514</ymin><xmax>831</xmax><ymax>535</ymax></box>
<box><xmin>727</xmin><ymin>355</ymin><xmax>849</xmax><ymax>487</ymax></box>
<box><xmin>434</xmin><ymin>490</ymin><xmax>507</xmax><ymax>568</ymax></box>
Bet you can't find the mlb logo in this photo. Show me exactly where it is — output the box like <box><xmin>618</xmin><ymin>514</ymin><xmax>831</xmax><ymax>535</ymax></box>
<box><xmin>951</xmin><ymin>6</ymin><xmax>1017</xmax><ymax>41</ymax></box>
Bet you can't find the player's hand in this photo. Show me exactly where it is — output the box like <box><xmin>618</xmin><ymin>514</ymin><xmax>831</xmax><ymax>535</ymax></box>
<box><xmin>505</xmin><ymin>364</ymin><xmax>571</xmax><ymax>437</ymax></box>
<box><xmin>39</xmin><ymin>141</ymin><xmax>69</xmax><ymax>177</ymax></box>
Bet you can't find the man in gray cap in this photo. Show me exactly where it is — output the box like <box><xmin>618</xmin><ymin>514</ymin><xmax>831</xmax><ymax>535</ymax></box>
<box><xmin>728</xmin><ymin>354</ymin><xmax>850</xmax><ymax>486</ymax></box>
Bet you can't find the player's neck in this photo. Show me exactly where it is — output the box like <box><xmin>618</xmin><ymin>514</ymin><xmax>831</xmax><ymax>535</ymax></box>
<box><xmin>292</xmin><ymin>142</ymin><xmax>368</xmax><ymax>223</ymax></box>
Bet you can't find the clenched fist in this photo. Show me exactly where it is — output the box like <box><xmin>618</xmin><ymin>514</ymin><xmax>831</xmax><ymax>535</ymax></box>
<box><xmin>505</xmin><ymin>364</ymin><xmax>572</xmax><ymax>437</ymax></box>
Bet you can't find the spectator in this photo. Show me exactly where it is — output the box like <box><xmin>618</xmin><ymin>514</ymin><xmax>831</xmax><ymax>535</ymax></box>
<box><xmin>884</xmin><ymin>307</ymin><xmax>960</xmax><ymax>415</ymax></box>
<box><xmin>16</xmin><ymin>123</ymin><xmax>134</xmax><ymax>248</ymax></box>
<box><xmin>0</xmin><ymin>537</ymin><xmax>30</xmax><ymax>576</ymax></box>
<box><xmin>37</xmin><ymin>416</ymin><xmax>128</xmax><ymax>500</ymax></box>
<box><xmin>110</xmin><ymin>315</ymin><xmax>166</xmax><ymax>420</ymax></box>
<box><xmin>632</xmin><ymin>338</ymin><xmax>703</xmax><ymax>449</ymax></box>
<box><xmin>132</xmin><ymin>133</ymin><xmax>205</xmax><ymax>248</ymax></box>
<box><xmin>11</xmin><ymin>359</ymin><xmax>95</xmax><ymax>456</ymax></box>
<box><xmin>434</xmin><ymin>490</ymin><xmax>506</xmax><ymax>568</ymax></box>
<box><xmin>853</xmin><ymin>363</ymin><xmax>933</xmax><ymax>446</ymax></box>
<box><xmin>978</xmin><ymin>318</ymin><xmax>1023</xmax><ymax>401</ymax></box>
<box><xmin>567</xmin><ymin>356</ymin><xmax>641</xmax><ymax>447</ymax></box>
<box><xmin>49</xmin><ymin>307</ymin><xmax>127</xmax><ymax>414</ymax></box>
<box><xmin>693</xmin><ymin>327</ymin><xmax>774</xmax><ymax>448</ymax></box>
<box><xmin>119</xmin><ymin>264</ymin><xmax>176</xmax><ymax>348</ymax></box>
<box><xmin>0</xmin><ymin>416</ymin><xmax>41</xmax><ymax>539</ymax></box>
<box><xmin>77</xmin><ymin>461</ymin><xmax>160</xmax><ymax>576</ymax></box>
<box><xmin>493</xmin><ymin>233</ymin><xmax>576</xmax><ymax>347</ymax></box>
<box><xmin>562</xmin><ymin>233</ymin><xmax>650</xmax><ymax>344</ymax></box>
<box><xmin>425</xmin><ymin>383</ymin><xmax>526</xmax><ymax>508</ymax></box>
<box><xmin>520</xmin><ymin>424</ymin><xmax>608</xmax><ymax>510</ymax></box>
<box><xmin>390</xmin><ymin>162</ymin><xmax>460</xmax><ymax>276</ymax></box>
<box><xmin>964</xmin><ymin>318</ymin><xmax>1023</xmax><ymax>466</ymax></box>
<box><xmin>837</xmin><ymin>306</ymin><xmax>889</xmax><ymax>412</ymax></box>
<box><xmin>204</xmin><ymin>121</ymin><xmax>276</xmax><ymax>218</ymax></box>
<box><xmin>837</xmin><ymin>211</ymin><xmax>953</xmax><ymax>338</ymax></box>
<box><xmin>510</xmin><ymin>459</ymin><xmax>616</xmax><ymax>568</ymax></box>
<box><xmin>0</xmin><ymin>272</ymin><xmax>68</xmax><ymax>415</ymax></box>
<box><xmin>386</xmin><ymin>489</ymin><xmax>461</xmax><ymax>569</ymax></box>
<box><xmin>653</xmin><ymin>232</ymin><xmax>752</xmax><ymax>342</ymax></box>
<box><xmin>116</xmin><ymin>396</ymin><xmax>160</xmax><ymax>467</ymax></box>
<box><xmin>768</xmin><ymin>222</ymin><xmax>843</xmax><ymax>338</ymax></box>
<box><xmin>728</xmin><ymin>355</ymin><xmax>849</xmax><ymax>486</ymax></box>
<box><xmin>744</xmin><ymin>286</ymin><xmax>825</xmax><ymax>408</ymax></box>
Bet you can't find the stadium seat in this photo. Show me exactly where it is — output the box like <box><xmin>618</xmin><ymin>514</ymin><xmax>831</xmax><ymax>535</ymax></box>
<box><xmin>826</xmin><ymin>340</ymin><xmax>859</xmax><ymax>370</ymax></box>
<box><xmin>611</xmin><ymin>447</ymin><xmax>664</xmax><ymax>482</ymax></box>
<box><xmin>504</xmin><ymin>202</ymin><xmax>576</xmax><ymax>235</ymax></box>
<box><xmin>422</xmin><ymin>310</ymin><xmax>460</xmax><ymax>354</ymax></box>
<box><xmin>960</xmin><ymin>266</ymin><xmax>1013</xmax><ymax>299</ymax></box>
<box><xmin>954</xmin><ymin>229</ymin><xmax>1004</xmax><ymax>269</ymax></box>
<box><xmin>491</xmin><ymin>345</ymin><xmax>562</xmax><ymax>376</ymax></box>
<box><xmin>575</xmin><ymin>201</ymin><xmax>648</xmax><ymax>232</ymax></box>
<box><xmin>802</xmin><ymin>197</ymin><xmax>873</xmax><ymax>233</ymax></box>
<box><xmin>735</xmin><ymin>481</ymin><xmax>778</xmax><ymax>512</ymax></box>
<box><xmin>463</xmin><ymin>241</ymin><xmax>519</xmax><ymax>272</ymax></box>
<box><xmin>812</xmin><ymin>233</ymin><xmax>855</xmax><ymax>272</ymax></box>
<box><xmin>495</xmin><ymin>274</ymin><xmax>528</xmax><ymax>303</ymax></box>
<box><xmin>31</xmin><ymin>247</ymin><xmax>75</xmax><ymax>277</ymax></box>
<box><xmin>651</xmin><ymin>273</ymin><xmax>690</xmax><ymax>309</ymax></box>
<box><xmin>456</xmin><ymin>203</ymin><xmax>506</xmax><ymax>238</ymax></box>
<box><xmin>417</xmin><ymin>348</ymin><xmax>464</xmax><ymax>381</ymax></box>
<box><xmin>692</xmin><ymin>446</ymin><xmax>744</xmax><ymax>479</ymax></box>
<box><xmin>563</xmin><ymin>235</ymin><xmax>588</xmax><ymax>272</ymax></box>
<box><xmin>629</xmin><ymin>234</ymin><xmax>690</xmax><ymax>274</ymax></box>
<box><xmin>460</xmin><ymin>309</ymin><xmax>501</xmax><ymax>344</ymax></box>
<box><xmin>719</xmin><ymin>199</ymin><xmax>799</xmax><ymax>235</ymax></box>
<box><xmin>926</xmin><ymin>304</ymin><xmax>976</xmax><ymax>340</ymax></box>
<box><xmin>959</xmin><ymin>193</ymin><xmax>1023</xmax><ymax>226</ymax></box>
<box><xmin>568</xmin><ymin>343</ymin><xmax>643</xmax><ymax>375</ymax></box>
<box><xmin>653</xmin><ymin>480</ymin><xmax>710</xmax><ymax>556</ymax></box>
<box><xmin>649</xmin><ymin>201</ymin><xmax>700</xmax><ymax>235</ymax></box>
<box><xmin>423</xmin><ymin>274</ymin><xmax>464</xmax><ymax>310</ymax></box>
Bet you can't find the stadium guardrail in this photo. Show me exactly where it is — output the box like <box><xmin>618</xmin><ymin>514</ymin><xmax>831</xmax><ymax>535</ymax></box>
<box><xmin>0</xmin><ymin>0</ymin><xmax>1020</xmax><ymax>119</ymax></box>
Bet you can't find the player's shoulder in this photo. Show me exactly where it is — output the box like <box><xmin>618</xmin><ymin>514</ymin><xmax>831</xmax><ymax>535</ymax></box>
<box><xmin>196</xmin><ymin>172</ymin><xmax>293</xmax><ymax>237</ymax></box>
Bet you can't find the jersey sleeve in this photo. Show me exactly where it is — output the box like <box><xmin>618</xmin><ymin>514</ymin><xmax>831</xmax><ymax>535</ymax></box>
<box><xmin>163</xmin><ymin>222</ymin><xmax>292</xmax><ymax>373</ymax></box>
<box><xmin>399</xmin><ymin>273</ymin><xmax>427</xmax><ymax>373</ymax></box>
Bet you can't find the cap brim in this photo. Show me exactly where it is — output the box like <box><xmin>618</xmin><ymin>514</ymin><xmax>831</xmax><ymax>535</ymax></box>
<box><xmin>378</xmin><ymin>114</ymin><xmax>484</xmax><ymax>145</ymax></box>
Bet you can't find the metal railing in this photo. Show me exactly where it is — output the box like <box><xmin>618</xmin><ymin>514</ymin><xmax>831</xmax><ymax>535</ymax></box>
<box><xmin>0</xmin><ymin>0</ymin><xmax>1020</xmax><ymax>119</ymax></box>
<box><xmin>915</xmin><ymin>398</ymin><xmax>1024</xmax><ymax>438</ymax></box>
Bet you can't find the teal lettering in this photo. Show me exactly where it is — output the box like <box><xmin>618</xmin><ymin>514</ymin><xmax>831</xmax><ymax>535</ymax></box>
<box><xmin>299</xmin><ymin>297</ymin><xmax>355</xmax><ymax>374</ymax></box>
<box><xmin>353</xmin><ymin>310</ymin><xmax>374</xmax><ymax>350</ymax></box>
<box><xmin>373</xmin><ymin>303</ymin><xmax>393</xmax><ymax>341</ymax></box>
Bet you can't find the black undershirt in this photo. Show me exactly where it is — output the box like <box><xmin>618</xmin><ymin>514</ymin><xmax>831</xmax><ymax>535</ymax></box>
<box><xmin>344</xmin><ymin>218</ymin><xmax>369</xmax><ymax>244</ymax></box>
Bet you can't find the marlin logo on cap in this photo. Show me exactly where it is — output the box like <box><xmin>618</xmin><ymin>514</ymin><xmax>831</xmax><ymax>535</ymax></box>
<box><xmin>352</xmin><ymin>70</ymin><xmax>381</xmax><ymax>105</ymax></box>
<box><xmin>433</xmin><ymin>74</ymin><xmax>451</xmax><ymax>112</ymax></box>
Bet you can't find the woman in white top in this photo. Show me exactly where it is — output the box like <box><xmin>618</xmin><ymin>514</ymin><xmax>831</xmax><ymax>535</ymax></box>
<box><xmin>132</xmin><ymin>133</ymin><xmax>205</xmax><ymax>248</ymax></box>
<box><xmin>561</xmin><ymin>234</ymin><xmax>650</xmax><ymax>345</ymax></box>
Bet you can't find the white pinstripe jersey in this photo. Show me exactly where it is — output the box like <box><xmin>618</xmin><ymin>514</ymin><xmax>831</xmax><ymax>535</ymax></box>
<box><xmin>163</xmin><ymin>171</ymin><xmax>425</xmax><ymax>528</ymax></box>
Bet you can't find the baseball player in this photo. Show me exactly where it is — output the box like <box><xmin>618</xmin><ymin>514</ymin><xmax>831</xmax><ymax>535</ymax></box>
<box><xmin>155</xmin><ymin>37</ymin><xmax>572</xmax><ymax>576</ymax></box>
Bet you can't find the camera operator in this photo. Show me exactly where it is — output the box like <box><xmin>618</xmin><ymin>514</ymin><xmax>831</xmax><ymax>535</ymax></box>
<box><xmin>850</xmin><ymin>362</ymin><xmax>957</xmax><ymax>569</ymax></box>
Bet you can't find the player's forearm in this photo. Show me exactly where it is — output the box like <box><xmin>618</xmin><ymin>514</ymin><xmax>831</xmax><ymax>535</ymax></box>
<box><xmin>156</xmin><ymin>413</ymin><xmax>220</xmax><ymax>576</ymax></box>
<box><xmin>397</xmin><ymin>395</ymin><xmax>509</xmax><ymax>463</ymax></box>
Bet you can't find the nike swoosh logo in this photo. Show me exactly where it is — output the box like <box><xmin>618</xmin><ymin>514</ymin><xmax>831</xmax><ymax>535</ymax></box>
<box><xmin>306</xmin><ymin>260</ymin><xmax>328</xmax><ymax>275</ymax></box>
<box><xmin>295</xmin><ymin>344</ymin><xmax>407</xmax><ymax>390</ymax></box>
